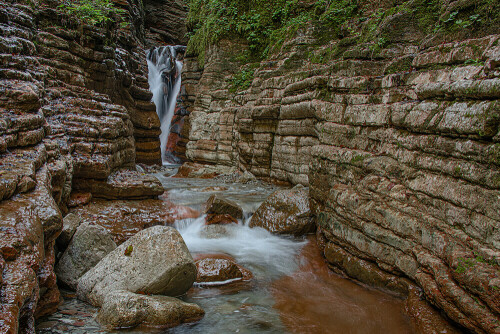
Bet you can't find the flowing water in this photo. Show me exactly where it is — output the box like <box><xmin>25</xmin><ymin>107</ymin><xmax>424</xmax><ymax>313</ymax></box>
<box><xmin>37</xmin><ymin>171</ymin><xmax>414</xmax><ymax>333</ymax></box>
<box><xmin>153</xmin><ymin>173</ymin><xmax>414</xmax><ymax>334</ymax></box>
<box><xmin>147</xmin><ymin>46</ymin><xmax>184</xmax><ymax>164</ymax></box>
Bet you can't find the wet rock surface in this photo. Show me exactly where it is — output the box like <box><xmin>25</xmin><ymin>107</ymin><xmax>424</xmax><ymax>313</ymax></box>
<box><xmin>76</xmin><ymin>226</ymin><xmax>201</xmax><ymax>329</ymax></box>
<box><xmin>173</xmin><ymin>162</ymin><xmax>236</xmax><ymax>179</ymax></box>
<box><xmin>97</xmin><ymin>290</ymin><xmax>204</xmax><ymax>329</ymax></box>
<box><xmin>73</xmin><ymin>169</ymin><xmax>164</xmax><ymax>200</ymax></box>
<box><xmin>36</xmin><ymin>290</ymin><xmax>99</xmax><ymax>334</ymax></box>
<box><xmin>70</xmin><ymin>198</ymin><xmax>199</xmax><ymax>244</ymax></box>
<box><xmin>55</xmin><ymin>223</ymin><xmax>117</xmax><ymax>290</ymax></box>
<box><xmin>250</xmin><ymin>186</ymin><xmax>314</xmax><ymax>236</ymax></box>
<box><xmin>0</xmin><ymin>0</ymin><xmax>160</xmax><ymax>329</ymax></box>
<box><xmin>195</xmin><ymin>255</ymin><xmax>253</xmax><ymax>285</ymax></box>
<box><xmin>205</xmin><ymin>213</ymin><xmax>238</xmax><ymax>225</ymax></box>
<box><xmin>183</xmin><ymin>13</ymin><xmax>500</xmax><ymax>332</ymax></box>
<box><xmin>77</xmin><ymin>226</ymin><xmax>197</xmax><ymax>306</ymax></box>
<box><xmin>204</xmin><ymin>194</ymin><xmax>243</xmax><ymax>220</ymax></box>
<box><xmin>56</xmin><ymin>213</ymin><xmax>82</xmax><ymax>251</ymax></box>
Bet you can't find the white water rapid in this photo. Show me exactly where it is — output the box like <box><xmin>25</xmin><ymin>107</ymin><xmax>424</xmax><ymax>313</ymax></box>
<box><xmin>146</xmin><ymin>46</ymin><xmax>184</xmax><ymax>164</ymax></box>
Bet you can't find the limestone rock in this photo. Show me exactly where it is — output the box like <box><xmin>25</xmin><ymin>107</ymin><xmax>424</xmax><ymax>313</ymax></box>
<box><xmin>249</xmin><ymin>187</ymin><xmax>314</xmax><ymax>236</ymax></box>
<box><xmin>56</xmin><ymin>213</ymin><xmax>82</xmax><ymax>251</ymax></box>
<box><xmin>77</xmin><ymin>226</ymin><xmax>196</xmax><ymax>306</ymax></box>
<box><xmin>73</xmin><ymin>170</ymin><xmax>164</xmax><ymax>200</ymax></box>
<box><xmin>204</xmin><ymin>194</ymin><xmax>243</xmax><ymax>220</ymax></box>
<box><xmin>97</xmin><ymin>290</ymin><xmax>204</xmax><ymax>329</ymax></box>
<box><xmin>56</xmin><ymin>223</ymin><xmax>117</xmax><ymax>290</ymax></box>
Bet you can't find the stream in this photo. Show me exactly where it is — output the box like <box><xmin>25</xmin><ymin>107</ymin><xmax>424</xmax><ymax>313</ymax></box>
<box><xmin>37</xmin><ymin>169</ymin><xmax>414</xmax><ymax>334</ymax></box>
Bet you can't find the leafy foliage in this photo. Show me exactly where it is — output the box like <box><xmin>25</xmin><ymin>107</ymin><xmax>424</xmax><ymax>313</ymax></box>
<box><xmin>186</xmin><ymin>0</ymin><xmax>359</xmax><ymax>64</ymax></box>
<box><xmin>57</xmin><ymin>0</ymin><xmax>126</xmax><ymax>26</ymax></box>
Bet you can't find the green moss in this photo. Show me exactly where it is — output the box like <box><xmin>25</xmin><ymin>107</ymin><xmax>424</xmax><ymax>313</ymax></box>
<box><xmin>350</xmin><ymin>154</ymin><xmax>366</xmax><ymax>164</ymax></box>
<box><xmin>186</xmin><ymin>0</ymin><xmax>500</xmax><ymax>67</ymax></box>
<box><xmin>229</xmin><ymin>63</ymin><xmax>259</xmax><ymax>93</ymax></box>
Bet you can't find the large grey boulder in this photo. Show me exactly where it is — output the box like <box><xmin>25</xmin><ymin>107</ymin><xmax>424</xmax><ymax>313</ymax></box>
<box><xmin>56</xmin><ymin>213</ymin><xmax>82</xmax><ymax>251</ymax></box>
<box><xmin>97</xmin><ymin>290</ymin><xmax>204</xmax><ymax>329</ymax></box>
<box><xmin>77</xmin><ymin>225</ymin><xmax>197</xmax><ymax>307</ymax></box>
<box><xmin>249</xmin><ymin>186</ymin><xmax>314</xmax><ymax>236</ymax></box>
<box><xmin>55</xmin><ymin>222</ymin><xmax>117</xmax><ymax>290</ymax></box>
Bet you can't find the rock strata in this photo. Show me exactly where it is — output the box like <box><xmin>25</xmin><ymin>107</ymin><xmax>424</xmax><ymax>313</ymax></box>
<box><xmin>183</xmin><ymin>8</ymin><xmax>500</xmax><ymax>331</ymax></box>
<box><xmin>73</xmin><ymin>169</ymin><xmax>164</xmax><ymax>200</ymax></box>
<box><xmin>0</xmin><ymin>0</ymin><xmax>161</xmax><ymax>329</ymax></box>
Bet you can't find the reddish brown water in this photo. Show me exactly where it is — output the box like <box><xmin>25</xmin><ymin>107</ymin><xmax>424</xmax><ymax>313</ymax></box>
<box><xmin>271</xmin><ymin>237</ymin><xmax>413</xmax><ymax>334</ymax></box>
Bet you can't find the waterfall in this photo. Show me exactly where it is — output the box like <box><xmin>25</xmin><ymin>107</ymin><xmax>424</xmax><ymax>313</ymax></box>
<box><xmin>146</xmin><ymin>45</ymin><xmax>185</xmax><ymax>165</ymax></box>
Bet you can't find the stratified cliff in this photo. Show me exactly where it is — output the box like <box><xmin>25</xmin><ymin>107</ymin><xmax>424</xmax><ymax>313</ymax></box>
<box><xmin>181</xmin><ymin>0</ymin><xmax>500</xmax><ymax>332</ymax></box>
<box><xmin>0</xmin><ymin>0</ymin><xmax>160</xmax><ymax>331</ymax></box>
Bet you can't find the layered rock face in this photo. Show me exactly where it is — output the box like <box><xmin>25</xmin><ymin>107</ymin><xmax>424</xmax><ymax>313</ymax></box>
<box><xmin>183</xmin><ymin>11</ymin><xmax>500</xmax><ymax>334</ymax></box>
<box><xmin>0</xmin><ymin>0</ymin><xmax>161</xmax><ymax>331</ymax></box>
<box><xmin>143</xmin><ymin>0</ymin><xmax>188</xmax><ymax>47</ymax></box>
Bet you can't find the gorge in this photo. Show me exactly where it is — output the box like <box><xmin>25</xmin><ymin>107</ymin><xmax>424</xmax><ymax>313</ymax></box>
<box><xmin>0</xmin><ymin>0</ymin><xmax>499</xmax><ymax>333</ymax></box>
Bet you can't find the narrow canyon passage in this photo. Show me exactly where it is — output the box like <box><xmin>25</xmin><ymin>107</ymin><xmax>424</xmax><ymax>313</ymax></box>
<box><xmin>2</xmin><ymin>0</ymin><xmax>498</xmax><ymax>333</ymax></box>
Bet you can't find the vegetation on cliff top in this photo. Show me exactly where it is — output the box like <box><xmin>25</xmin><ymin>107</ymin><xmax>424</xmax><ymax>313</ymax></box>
<box><xmin>57</xmin><ymin>0</ymin><xmax>126</xmax><ymax>26</ymax></box>
<box><xmin>186</xmin><ymin>0</ymin><xmax>500</xmax><ymax>67</ymax></box>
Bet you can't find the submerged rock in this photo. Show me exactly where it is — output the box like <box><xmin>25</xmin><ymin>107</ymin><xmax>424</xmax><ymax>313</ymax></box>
<box><xmin>97</xmin><ymin>290</ymin><xmax>204</xmax><ymax>329</ymax></box>
<box><xmin>77</xmin><ymin>226</ymin><xmax>197</xmax><ymax>306</ymax></box>
<box><xmin>56</xmin><ymin>223</ymin><xmax>117</xmax><ymax>290</ymax></box>
<box><xmin>249</xmin><ymin>186</ymin><xmax>314</xmax><ymax>236</ymax></box>
<box><xmin>204</xmin><ymin>194</ymin><xmax>243</xmax><ymax>220</ymax></box>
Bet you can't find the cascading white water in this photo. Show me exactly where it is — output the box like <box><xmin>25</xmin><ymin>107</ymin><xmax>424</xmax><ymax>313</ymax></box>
<box><xmin>146</xmin><ymin>46</ymin><xmax>184</xmax><ymax>164</ymax></box>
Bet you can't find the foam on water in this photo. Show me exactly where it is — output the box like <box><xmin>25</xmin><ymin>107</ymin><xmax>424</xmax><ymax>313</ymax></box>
<box><xmin>175</xmin><ymin>216</ymin><xmax>306</xmax><ymax>279</ymax></box>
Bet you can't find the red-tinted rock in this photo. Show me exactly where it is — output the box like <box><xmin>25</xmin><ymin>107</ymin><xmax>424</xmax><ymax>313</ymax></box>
<box><xmin>194</xmin><ymin>254</ymin><xmax>252</xmax><ymax>285</ymax></box>
<box><xmin>68</xmin><ymin>192</ymin><xmax>92</xmax><ymax>208</ymax></box>
<box><xmin>205</xmin><ymin>214</ymin><xmax>238</xmax><ymax>225</ymax></box>
<box><xmin>73</xmin><ymin>170</ymin><xmax>164</xmax><ymax>200</ymax></box>
<box><xmin>204</xmin><ymin>194</ymin><xmax>243</xmax><ymax>220</ymax></box>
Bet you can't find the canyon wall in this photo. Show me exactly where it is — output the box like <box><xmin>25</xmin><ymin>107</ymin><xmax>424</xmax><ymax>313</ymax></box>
<box><xmin>0</xmin><ymin>0</ymin><xmax>160</xmax><ymax>331</ymax></box>
<box><xmin>182</xmin><ymin>3</ymin><xmax>500</xmax><ymax>332</ymax></box>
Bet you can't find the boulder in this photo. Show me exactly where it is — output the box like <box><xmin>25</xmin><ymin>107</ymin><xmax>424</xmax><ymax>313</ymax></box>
<box><xmin>195</xmin><ymin>255</ymin><xmax>252</xmax><ymax>285</ymax></box>
<box><xmin>249</xmin><ymin>186</ymin><xmax>314</xmax><ymax>236</ymax></box>
<box><xmin>205</xmin><ymin>214</ymin><xmax>238</xmax><ymax>225</ymax></box>
<box><xmin>56</xmin><ymin>223</ymin><xmax>117</xmax><ymax>290</ymax></box>
<box><xmin>204</xmin><ymin>194</ymin><xmax>243</xmax><ymax>220</ymax></box>
<box><xmin>56</xmin><ymin>213</ymin><xmax>82</xmax><ymax>251</ymax></box>
<box><xmin>238</xmin><ymin>170</ymin><xmax>257</xmax><ymax>183</ymax></box>
<box><xmin>77</xmin><ymin>226</ymin><xmax>197</xmax><ymax>307</ymax></box>
<box><xmin>97</xmin><ymin>290</ymin><xmax>204</xmax><ymax>329</ymax></box>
